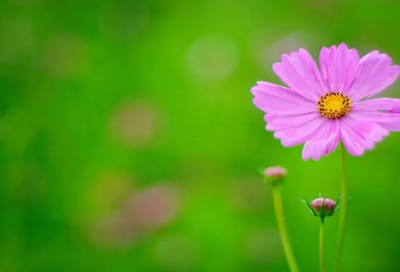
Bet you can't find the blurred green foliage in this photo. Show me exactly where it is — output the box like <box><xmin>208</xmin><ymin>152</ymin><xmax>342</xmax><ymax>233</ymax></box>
<box><xmin>1</xmin><ymin>0</ymin><xmax>400</xmax><ymax>271</ymax></box>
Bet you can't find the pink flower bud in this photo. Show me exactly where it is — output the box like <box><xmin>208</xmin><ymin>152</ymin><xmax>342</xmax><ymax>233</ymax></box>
<box><xmin>263</xmin><ymin>166</ymin><xmax>286</xmax><ymax>185</ymax></box>
<box><xmin>264</xmin><ymin>166</ymin><xmax>286</xmax><ymax>178</ymax></box>
<box><xmin>310</xmin><ymin>198</ymin><xmax>336</xmax><ymax>215</ymax></box>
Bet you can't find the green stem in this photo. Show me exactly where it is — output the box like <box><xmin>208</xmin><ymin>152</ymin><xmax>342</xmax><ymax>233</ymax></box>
<box><xmin>335</xmin><ymin>142</ymin><xmax>347</xmax><ymax>272</ymax></box>
<box><xmin>272</xmin><ymin>186</ymin><xmax>299</xmax><ymax>272</ymax></box>
<box><xmin>320</xmin><ymin>218</ymin><xmax>326</xmax><ymax>272</ymax></box>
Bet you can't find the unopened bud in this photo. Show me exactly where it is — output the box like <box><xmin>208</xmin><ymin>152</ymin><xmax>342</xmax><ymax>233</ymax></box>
<box><xmin>263</xmin><ymin>166</ymin><xmax>286</xmax><ymax>186</ymax></box>
<box><xmin>310</xmin><ymin>198</ymin><xmax>336</xmax><ymax>216</ymax></box>
<box><xmin>298</xmin><ymin>195</ymin><xmax>349</xmax><ymax>220</ymax></box>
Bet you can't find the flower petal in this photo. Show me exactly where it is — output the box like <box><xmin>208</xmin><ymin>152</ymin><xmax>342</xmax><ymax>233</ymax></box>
<box><xmin>380</xmin><ymin>123</ymin><xmax>400</xmax><ymax>131</ymax></box>
<box><xmin>272</xmin><ymin>49</ymin><xmax>326</xmax><ymax>101</ymax></box>
<box><xmin>273</xmin><ymin>115</ymin><xmax>325</xmax><ymax>147</ymax></box>
<box><xmin>251</xmin><ymin>82</ymin><xmax>316</xmax><ymax>113</ymax></box>
<box><xmin>350</xmin><ymin>110</ymin><xmax>400</xmax><ymax>132</ymax></box>
<box><xmin>340</xmin><ymin>121</ymin><xmax>367</xmax><ymax>156</ymax></box>
<box><xmin>265</xmin><ymin>111</ymin><xmax>320</xmax><ymax>131</ymax></box>
<box><xmin>319</xmin><ymin>43</ymin><xmax>359</xmax><ymax>95</ymax></box>
<box><xmin>346</xmin><ymin>114</ymin><xmax>388</xmax><ymax>143</ymax></box>
<box><xmin>350</xmin><ymin>111</ymin><xmax>400</xmax><ymax>124</ymax></box>
<box><xmin>340</xmin><ymin>114</ymin><xmax>388</xmax><ymax>156</ymax></box>
<box><xmin>351</xmin><ymin>99</ymin><xmax>400</xmax><ymax>131</ymax></box>
<box><xmin>301</xmin><ymin>119</ymin><xmax>340</xmax><ymax>160</ymax></box>
<box><xmin>351</xmin><ymin>98</ymin><xmax>400</xmax><ymax>112</ymax></box>
<box><xmin>323</xmin><ymin>119</ymin><xmax>341</xmax><ymax>154</ymax></box>
<box><xmin>347</xmin><ymin>51</ymin><xmax>400</xmax><ymax>101</ymax></box>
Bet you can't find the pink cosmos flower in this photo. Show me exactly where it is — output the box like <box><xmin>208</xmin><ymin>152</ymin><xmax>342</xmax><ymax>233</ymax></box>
<box><xmin>251</xmin><ymin>43</ymin><xmax>400</xmax><ymax>160</ymax></box>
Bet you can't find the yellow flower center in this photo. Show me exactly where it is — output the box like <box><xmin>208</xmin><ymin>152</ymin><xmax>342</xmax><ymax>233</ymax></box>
<box><xmin>317</xmin><ymin>92</ymin><xmax>351</xmax><ymax>119</ymax></box>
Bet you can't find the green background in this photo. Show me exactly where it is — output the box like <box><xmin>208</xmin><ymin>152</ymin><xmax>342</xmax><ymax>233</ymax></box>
<box><xmin>1</xmin><ymin>0</ymin><xmax>399</xmax><ymax>271</ymax></box>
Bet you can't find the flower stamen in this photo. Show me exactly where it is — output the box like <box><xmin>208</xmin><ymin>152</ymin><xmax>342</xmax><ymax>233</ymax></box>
<box><xmin>318</xmin><ymin>92</ymin><xmax>351</xmax><ymax>119</ymax></box>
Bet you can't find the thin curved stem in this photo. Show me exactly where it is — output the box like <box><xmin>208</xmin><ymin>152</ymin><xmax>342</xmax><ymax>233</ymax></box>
<box><xmin>320</xmin><ymin>219</ymin><xmax>326</xmax><ymax>272</ymax></box>
<box><xmin>272</xmin><ymin>186</ymin><xmax>299</xmax><ymax>272</ymax></box>
<box><xmin>335</xmin><ymin>142</ymin><xmax>347</xmax><ymax>272</ymax></box>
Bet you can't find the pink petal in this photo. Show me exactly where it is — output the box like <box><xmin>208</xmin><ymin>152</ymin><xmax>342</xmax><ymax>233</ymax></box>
<box><xmin>350</xmin><ymin>111</ymin><xmax>400</xmax><ymax>132</ymax></box>
<box><xmin>272</xmin><ymin>49</ymin><xmax>326</xmax><ymax>101</ymax></box>
<box><xmin>351</xmin><ymin>98</ymin><xmax>400</xmax><ymax>112</ymax></box>
<box><xmin>323</xmin><ymin>119</ymin><xmax>341</xmax><ymax>154</ymax></box>
<box><xmin>265</xmin><ymin>111</ymin><xmax>320</xmax><ymax>131</ymax></box>
<box><xmin>274</xmin><ymin>116</ymin><xmax>325</xmax><ymax>147</ymax></box>
<box><xmin>302</xmin><ymin>141</ymin><xmax>322</xmax><ymax>161</ymax></box>
<box><xmin>340</xmin><ymin>115</ymin><xmax>388</xmax><ymax>156</ymax></box>
<box><xmin>351</xmin><ymin>99</ymin><xmax>400</xmax><ymax>130</ymax></box>
<box><xmin>350</xmin><ymin>111</ymin><xmax>400</xmax><ymax>124</ymax></box>
<box><xmin>301</xmin><ymin>119</ymin><xmax>340</xmax><ymax>160</ymax></box>
<box><xmin>251</xmin><ymin>82</ymin><xmax>316</xmax><ymax>113</ymax></box>
<box><xmin>347</xmin><ymin>51</ymin><xmax>400</xmax><ymax>101</ymax></box>
<box><xmin>346</xmin><ymin>115</ymin><xmax>388</xmax><ymax>143</ymax></box>
<box><xmin>319</xmin><ymin>43</ymin><xmax>359</xmax><ymax>94</ymax></box>
<box><xmin>340</xmin><ymin>121</ymin><xmax>367</xmax><ymax>156</ymax></box>
<box><xmin>380</xmin><ymin>123</ymin><xmax>400</xmax><ymax>131</ymax></box>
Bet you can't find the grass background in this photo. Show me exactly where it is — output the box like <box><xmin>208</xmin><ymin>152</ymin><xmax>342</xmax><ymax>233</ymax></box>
<box><xmin>1</xmin><ymin>0</ymin><xmax>400</xmax><ymax>271</ymax></box>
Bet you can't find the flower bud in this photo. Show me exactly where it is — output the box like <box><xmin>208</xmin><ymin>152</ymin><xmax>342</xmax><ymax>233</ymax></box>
<box><xmin>263</xmin><ymin>166</ymin><xmax>286</xmax><ymax>186</ymax></box>
<box><xmin>299</xmin><ymin>195</ymin><xmax>349</xmax><ymax>219</ymax></box>
<box><xmin>310</xmin><ymin>198</ymin><xmax>336</xmax><ymax>217</ymax></box>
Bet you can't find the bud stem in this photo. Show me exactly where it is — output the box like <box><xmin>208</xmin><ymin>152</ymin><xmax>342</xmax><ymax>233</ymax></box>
<box><xmin>272</xmin><ymin>186</ymin><xmax>299</xmax><ymax>272</ymax></box>
<box><xmin>335</xmin><ymin>142</ymin><xmax>347</xmax><ymax>272</ymax></box>
<box><xmin>319</xmin><ymin>218</ymin><xmax>326</xmax><ymax>272</ymax></box>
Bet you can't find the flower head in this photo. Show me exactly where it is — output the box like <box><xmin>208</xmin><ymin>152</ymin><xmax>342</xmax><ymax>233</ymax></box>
<box><xmin>251</xmin><ymin>44</ymin><xmax>400</xmax><ymax>160</ymax></box>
